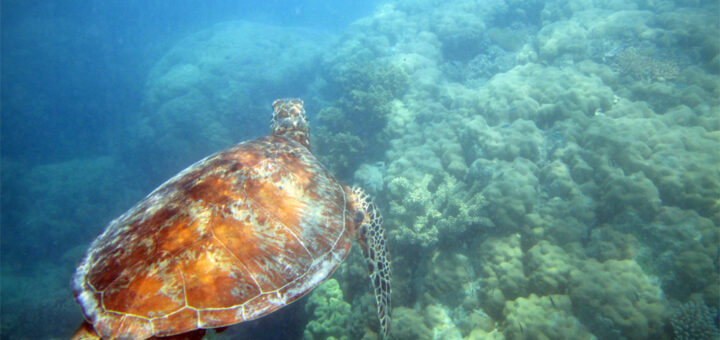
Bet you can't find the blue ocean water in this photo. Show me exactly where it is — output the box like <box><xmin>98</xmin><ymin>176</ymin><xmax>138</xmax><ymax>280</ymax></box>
<box><xmin>1</xmin><ymin>0</ymin><xmax>718</xmax><ymax>339</ymax></box>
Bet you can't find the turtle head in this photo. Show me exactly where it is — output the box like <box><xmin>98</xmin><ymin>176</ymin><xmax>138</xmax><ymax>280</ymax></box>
<box><xmin>271</xmin><ymin>98</ymin><xmax>311</xmax><ymax>150</ymax></box>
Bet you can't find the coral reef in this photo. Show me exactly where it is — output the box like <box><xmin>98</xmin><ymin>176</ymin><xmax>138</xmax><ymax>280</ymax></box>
<box><xmin>304</xmin><ymin>279</ymin><xmax>353</xmax><ymax>340</ymax></box>
<box><xmin>336</xmin><ymin>2</ymin><xmax>718</xmax><ymax>337</ymax></box>
<box><xmin>2</xmin><ymin>157</ymin><xmax>138</xmax><ymax>265</ymax></box>
<box><xmin>314</xmin><ymin>60</ymin><xmax>409</xmax><ymax>178</ymax></box>
<box><xmin>353</xmin><ymin>162</ymin><xmax>387</xmax><ymax>196</ymax></box>
<box><xmin>423</xmin><ymin>250</ymin><xmax>477</xmax><ymax>307</ymax></box>
<box><xmin>611</xmin><ymin>46</ymin><xmax>680</xmax><ymax>82</ymax></box>
<box><xmin>471</xmin><ymin>63</ymin><xmax>614</xmax><ymax>126</ymax></box>
<box><xmin>392</xmin><ymin>307</ymin><xmax>433</xmax><ymax>340</ymax></box>
<box><xmin>568</xmin><ymin>259</ymin><xmax>669</xmax><ymax>339</ymax></box>
<box><xmin>386</xmin><ymin>173</ymin><xmax>487</xmax><ymax>247</ymax></box>
<box><xmin>478</xmin><ymin>234</ymin><xmax>529</xmax><ymax>318</ymax></box>
<box><xmin>502</xmin><ymin>294</ymin><xmax>594</xmax><ymax>339</ymax></box>
<box><xmin>1</xmin><ymin>262</ymin><xmax>84</xmax><ymax>339</ymax></box>
<box><xmin>526</xmin><ymin>241</ymin><xmax>575</xmax><ymax>295</ymax></box>
<box><xmin>671</xmin><ymin>300</ymin><xmax>720</xmax><ymax>340</ymax></box>
<box><xmin>134</xmin><ymin>21</ymin><xmax>332</xmax><ymax>181</ymax></box>
<box><xmin>390</xmin><ymin>305</ymin><xmax>464</xmax><ymax>340</ymax></box>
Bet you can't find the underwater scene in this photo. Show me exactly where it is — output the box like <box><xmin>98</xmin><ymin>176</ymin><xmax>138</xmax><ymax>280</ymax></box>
<box><xmin>1</xmin><ymin>0</ymin><xmax>718</xmax><ymax>339</ymax></box>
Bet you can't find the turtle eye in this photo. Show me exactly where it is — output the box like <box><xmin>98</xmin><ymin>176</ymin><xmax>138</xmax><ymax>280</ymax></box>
<box><xmin>359</xmin><ymin>224</ymin><xmax>368</xmax><ymax>243</ymax></box>
<box><xmin>354</xmin><ymin>211</ymin><xmax>364</xmax><ymax>226</ymax></box>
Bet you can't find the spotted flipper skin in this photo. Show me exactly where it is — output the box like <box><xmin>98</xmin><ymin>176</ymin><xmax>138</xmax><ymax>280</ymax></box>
<box><xmin>350</xmin><ymin>187</ymin><xmax>391</xmax><ymax>338</ymax></box>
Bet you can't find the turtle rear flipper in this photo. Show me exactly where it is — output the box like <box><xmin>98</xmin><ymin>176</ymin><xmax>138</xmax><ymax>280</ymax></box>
<box><xmin>350</xmin><ymin>187</ymin><xmax>391</xmax><ymax>338</ymax></box>
<box><xmin>71</xmin><ymin>321</ymin><xmax>99</xmax><ymax>340</ymax></box>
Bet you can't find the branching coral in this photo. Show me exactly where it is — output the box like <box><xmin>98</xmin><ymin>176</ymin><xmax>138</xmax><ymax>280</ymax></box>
<box><xmin>387</xmin><ymin>173</ymin><xmax>487</xmax><ymax>247</ymax></box>
<box><xmin>611</xmin><ymin>46</ymin><xmax>680</xmax><ymax>82</ymax></box>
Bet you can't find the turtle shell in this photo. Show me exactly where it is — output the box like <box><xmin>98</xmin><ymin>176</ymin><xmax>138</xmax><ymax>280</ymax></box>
<box><xmin>73</xmin><ymin>135</ymin><xmax>354</xmax><ymax>339</ymax></box>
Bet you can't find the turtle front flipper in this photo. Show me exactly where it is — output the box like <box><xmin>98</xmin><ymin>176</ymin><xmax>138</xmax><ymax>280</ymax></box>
<box><xmin>349</xmin><ymin>187</ymin><xmax>391</xmax><ymax>338</ymax></box>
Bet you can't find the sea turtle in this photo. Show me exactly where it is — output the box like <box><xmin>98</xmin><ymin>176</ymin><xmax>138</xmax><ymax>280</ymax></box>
<box><xmin>71</xmin><ymin>99</ymin><xmax>391</xmax><ymax>339</ymax></box>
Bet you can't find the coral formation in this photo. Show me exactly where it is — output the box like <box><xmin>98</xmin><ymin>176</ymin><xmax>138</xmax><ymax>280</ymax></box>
<box><xmin>314</xmin><ymin>60</ymin><xmax>409</xmax><ymax>178</ymax></box>
<box><xmin>670</xmin><ymin>300</ymin><xmax>720</xmax><ymax>340</ymax></box>
<box><xmin>569</xmin><ymin>259</ymin><xmax>669</xmax><ymax>339</ymax></box>
<box><xmin>526</xmin><ymin>240</ymin><xmax>575</xmax><ymax>295</ymax></box>
<box><xmin>423</xmin><ymin>250</ymin><xmax>477</xmax><ymax>307</ymax></box>
<box><xmin>303</xmin><ymin>279</ymin><xmax>353</xmax><ymax>340</ymax></box>
<box><xmin>134</xmin><ymin>21</ymin><xmax>332</xmax><ymax>181</ymax></box>
<box><xmin>3</xmin><ymin>157</ymin><xmax>138</xmax><ymax>264</ymax></box>
<box><xmin>353</xmin><ymin>162</ymin><xmax>387</xmax><ymax>196</ymax></box>
<box><xmin>478</xmin><ymin>234</ymin><xmax>529</xmax><ymax>318</ymax></box>
<box><xmin>387</xmin><ymin>173</ymin><xmax>487</xmax><ymax>247</ymax></box>
<box><xmin>611</xmin><ymin>46</ymin><xmax>680</xmax><ymax>82</ymax></box>
<box><xmin>1</xmin><ymin>259</ymin><xmax>85</xmax><ymax>339</ymax></box>
<box><xmin>334</xmin><ymin>2</ymin><xmax>718</xmax><ymax>337</ymax></box>
<box><xmin>390</xmin><ymin>305</ymin><xmax>464</xmax><ymax>340</ymax></box>
<box><xmin>391</xmin><ymin>307</ymin><xmax>433</xmax><ymax>340</ymax></box>
<box><xmin>502</xmin><ymin>294</ymin><xmax>594</xmax><ymax>339</ymax></box>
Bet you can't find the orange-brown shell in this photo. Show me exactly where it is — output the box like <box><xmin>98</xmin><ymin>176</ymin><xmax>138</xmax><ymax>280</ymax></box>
<box><xmin>73</xmin><ymin>135</ymin><xmax>355</xmax><ymax>339</ymax></box>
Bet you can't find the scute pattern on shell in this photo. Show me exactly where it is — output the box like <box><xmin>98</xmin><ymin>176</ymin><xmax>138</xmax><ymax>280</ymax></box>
<box><xmin>73</xmin><ymin>135</ymin><xmax>355</xmax><ymax>339</ymax></box>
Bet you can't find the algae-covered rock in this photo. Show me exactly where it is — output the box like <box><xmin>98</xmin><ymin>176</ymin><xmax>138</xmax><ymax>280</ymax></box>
<box><xmin>304</xmin><ymin>279</ymin><xmax>352</xmax><ymax>340</ymax></box>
